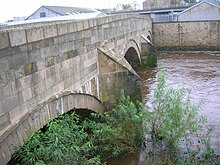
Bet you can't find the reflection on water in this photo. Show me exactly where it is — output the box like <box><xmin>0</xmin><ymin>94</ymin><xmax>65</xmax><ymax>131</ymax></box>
<box><xmin>107</xmin><ymin>52</ymin><xmax>220</xmax><ymax>164</ymax></box>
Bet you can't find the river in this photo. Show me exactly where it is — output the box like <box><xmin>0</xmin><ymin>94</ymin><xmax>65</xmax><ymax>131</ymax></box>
<box><xmin>107</xmin><ymin>52</ymin><xmax>220</xmax><ymax>164</ymax></box>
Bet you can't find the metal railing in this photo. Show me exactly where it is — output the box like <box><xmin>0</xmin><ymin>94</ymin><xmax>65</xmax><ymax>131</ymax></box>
<box><xmin>152</xmin><ymin>14</ymin><xmax>178</xmax><ymax>22</ymax></box>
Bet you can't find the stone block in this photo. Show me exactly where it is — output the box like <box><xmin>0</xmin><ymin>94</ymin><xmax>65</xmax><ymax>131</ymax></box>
<box><xmin>3</xmin><ymin>94</ymin><xmax>19</xmax><ymax>113</ymax></box>
<box><xmin>57</xmin><ymin>23</ymin><xmax>68</xmax><ymax>35</ymax></box>
<box><xmin>89</xmin><ymin>19</ymin><xmax>94</xmax><ymax>27</ymax></box>
<box><xmin>45</xmin><ymin>75</ymin><xmax>56</xmax><ymax>89</ymax></box>
<box><xmin>59</xmin><ymin>42</ymin><xmax>69</xmax><ymax>53</ymax></box>
<box><xmin>85</xmin><ymin>63</ymin><xmax>98</xmax><ymax>75</ymax></box>
<box><xmin>84</xmin><ymin>56</ymin><xmax>97</xmax><ymax>67</ymax></box>
<box><xmin>68</xmin><ymin>22</ymin><xmax>77</xmax><ymax>33</ymax></box>
<box><xmin>27</xmin><ymin>27</ymin><xmax>44</xmax><ymax>43</ymax></box>
<box><xmin>0</xmin><ymin>32</ymin><xmax>10</xmax><ymax>49</ymax></box>
<box><xmin>11</xmin><ymin>79</ymin><xmax>22</xmax><ymax>95</ymax></box>
<box><xmin>6</xmin><ymin>127</ymin><xmax>21</xmax><ymax>153</ymax></box>
<box><xmin>45</xmin><ymin>65</ymin><xmax>56</xmax><ymax>79</ymax></box>
<box><xmin>44</xmin><ymin>25</ymin><xmax>57</xmax><ymax>39</ymax></box>
<box><xmin>2</xmin><ymin>82</ymin><xmax>13</xmax><ymax>98</ymax></box>
<box><xmin>19</xmin><ymin>75</ymin><xmax>33</xmax><ymax>89</ymax></box>
<box><xmin>64</xmin><ymin>76</ymin><xmax>74</xmax><ymax>88</ymax></box>
<box><xmin>0</xmin><ymin>141</ymin><xmax>12</xmax><ymax>165</ymax></box>
<box><xmin>9</xmin><ymin>29</ymin><xmax>26</xmax><ymax>47</ymax></box>
<box><xmin>76</xmin><ymin>21</ymin><xmax>83</xmax><ymax>31</ymax></box>
<box><xmin>84</xmin><ymin>38</ymin><xmax>91</xmax><ymax>46</ymax></box>
<box><xmin>0</xmin><ymin>113</ymin><xmax>10</xmax><ymax>132</ymax></box>
<box><xmin>32</xmin><ymin>70</ymin><xmax>45</xmax><ymax>85</ymax></box>
<box><xmin>52</xmin><ymin>81</ymin><xmax>64</xmax><ymax>94</ymax></box>
<box><xmin>9</xmin><ymin>106</ymin><xmax>27</xmax><ymax>125</ymax></box>
<box><xmin>28</xmin><ymin>49</ymin><xmax>41</xmax><ymax>62</ymax></box>
<box><xmin>31</xmin><ymin>82</ymin><xmax>45</xmax><ymax>97</ymax></box>
<box><xmin>8</xmin><ymin>52</ymin><xmax>28</xmax><ymax>69</ymax></box>
<box><xmin>0</xmin><ymin>58</ymin><xmax>9</xmax><ymax>73</ymax></box>
<box><xmin>16</xmin><ymin>122</ymin><xmax>29</xmax><ymax>146</ymax></box>
<box><xmin>22</xmin><ymin>87</ymin><xmax>32</xmax><ymax>102</ymax></box>
<box><xmin>0</xmin><ymin>100</ymin><xmax>3</xmax><ymax>116</ymax></box>
<box><xmin>19</xmin><ymin>44</ymin><xmax>28</xmax><ymax>53</ymax></box>
<box><xmin>83</xmin><ymin>20</ymin><xmax>89</xmax><ymax>29</ymax></box>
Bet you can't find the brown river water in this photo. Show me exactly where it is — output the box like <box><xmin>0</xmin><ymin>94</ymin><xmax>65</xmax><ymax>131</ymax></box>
<box><xmin>107</xmin><ymin>52</ymin><xmax>220</xmax><ymax>165</ymax></box>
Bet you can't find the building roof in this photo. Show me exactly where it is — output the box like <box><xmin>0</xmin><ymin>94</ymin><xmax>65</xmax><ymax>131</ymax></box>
<box><xmin>178</xmin><ymin>0</ymin><xmax>220</xmax><ymax>15</ymax></box>
<box><xmin>26</xmin><ymin>5</ymin><xmax>100</xmax><ymax>20</ymax></box>
<box><xmin>43</xmin><ymin>6</ymin><xmax>98</xmax><ymax>15</ymax></box>
<box><xmin>7</xmin><ymin>10</ymin><xmax>106</xmax><ymax>26</ymax></box>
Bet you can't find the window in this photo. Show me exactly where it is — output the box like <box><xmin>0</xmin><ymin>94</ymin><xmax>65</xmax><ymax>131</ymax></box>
<box><xmin>40</xmin><ymin>12</ymin><xmax>46</xmax><ymax>18</ymax></box>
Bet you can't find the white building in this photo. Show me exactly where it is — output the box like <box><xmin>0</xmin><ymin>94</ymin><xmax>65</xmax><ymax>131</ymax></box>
<box><xmin>178</xmin><ymin>0</ymin><xmax>220</xmax><ymax>21</ymax></box>
<box><xmin>26</xmin><ymin>6</ymin><xmax>105</xmax><ymax>20</ymax></box>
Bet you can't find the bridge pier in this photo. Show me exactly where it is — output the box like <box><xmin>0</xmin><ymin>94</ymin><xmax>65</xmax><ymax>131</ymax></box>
<box><xmin>98</xmin><ymin>48</ymin><xmax>141</xmax><ymax>110</ymax></box>
<box><xmin>141</xmin><ymin>34</ymin><xmax>157</xmax><ymax>67</ymax></box>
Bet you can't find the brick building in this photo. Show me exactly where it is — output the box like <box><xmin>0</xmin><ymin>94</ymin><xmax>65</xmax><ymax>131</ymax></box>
<box><xmin>143</xmin><ymin>0</ymin><xmax>183</xmax><ymax>9</ymax></box>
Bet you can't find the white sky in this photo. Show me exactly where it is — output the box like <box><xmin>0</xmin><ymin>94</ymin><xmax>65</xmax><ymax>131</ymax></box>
<box><xmin>0</xmin><ymin>0</ymin><xmax>144</xmax><ymax>22</ymax></box>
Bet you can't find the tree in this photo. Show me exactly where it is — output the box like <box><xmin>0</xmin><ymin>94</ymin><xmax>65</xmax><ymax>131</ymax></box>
<box><xmin>113</xmin><ymin>3</ymin><xmax>136</xmax><ymax>11</ymax></box>
<box><xmin>183</xmin><ymin>0</ymin><xmax>197</xmax><ymax>3</ymax></box>
<box><xmin>121</xmin><ymin>4</ymin><xmax>134</xmax><ymax>11</ymax></box>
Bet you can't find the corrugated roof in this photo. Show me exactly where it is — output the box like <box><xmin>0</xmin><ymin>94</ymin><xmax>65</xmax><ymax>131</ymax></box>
<box><xmin>43</xmin><ymin>6</ymin><xmax>98</xmax><ymax>15</ymax></box>
<box><xmin>8</xmin><ymin>12</ymin><xmax>106</xmax><ymax>26</ymax></box>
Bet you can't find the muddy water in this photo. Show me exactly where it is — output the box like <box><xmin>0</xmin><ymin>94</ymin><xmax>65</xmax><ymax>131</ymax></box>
<box><xmin>107</xmin><ymin>52</ymin><xmax>220</xmax><ymax>165</ymax></box>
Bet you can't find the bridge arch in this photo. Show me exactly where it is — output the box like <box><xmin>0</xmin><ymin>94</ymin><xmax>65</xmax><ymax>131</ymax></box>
<box><xmin>124</xmin><ymin>47</ymin><xmax>140</xmax><ymax>70</ymax></box>
<box><xmin>123</xmin><ymin>39</ymin><xmax>142</xmax><ymax>69</ymax></box>
<box><xmin>0</xmin><ymin>92</ymin><xmax>103</xmax><ymax>164</ymax></box>
<box><xmin>147</xmin><ymin>30</ymin><xmax>153</xmax><ymax>42</ymax></box>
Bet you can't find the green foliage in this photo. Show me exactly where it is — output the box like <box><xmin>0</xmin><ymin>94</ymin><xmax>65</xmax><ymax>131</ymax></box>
<box><xmin>184</xmin><ymin>0</ymin><xmax>197</xmax><ymax>3</ymax></box>
<box><xmin>85</xmin><ymin>90</ymin><xmax>146</xmax><ymax>158</ymax></box>
<box><xmin>146</xmin><ymin>69</ymin><xmax>207</xmax><ymax>147</ymax></box>
<box><xmin>145</xmin><ymin>69</ymin><xmax>219</xmax><ymax>164</ymax></box>
<box><xmin>13</xmin><ymin>113</ymin><xmax>100</xmax><ymax>165</ymax></box>
<box><xmin>113</xmin><ymin>3</ymin><xmax>135</xmax><ymax>11</ymax></box>
<box><xmin>13</xmin><ymin>91</ymin><xmax>146</xmax><ymax>164</ymax></box>
<box><xmin>147</xmin><ymin>53</ymin><xmax>157</xmax><ymax>67</ymax></box>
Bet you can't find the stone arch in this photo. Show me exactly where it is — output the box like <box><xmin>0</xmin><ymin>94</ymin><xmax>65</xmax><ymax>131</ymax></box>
<box><xmin>123</xmin><ymin>39</ymin><xmax>142</xmax><ymax>69</ymax></box>
<box><xmin>147</xmin><ymin>30</ymin><xmax>153</xmax><ymax>42</ymax></box>
<box><xmin>0</xmin><ymin>92</ymin><xmax>103</xmax><ymax>164</ymax></box>
<box><xmin>124</xmin><ymin>47</ymin><xmax>140</xmax><ymax>70</ymax></box>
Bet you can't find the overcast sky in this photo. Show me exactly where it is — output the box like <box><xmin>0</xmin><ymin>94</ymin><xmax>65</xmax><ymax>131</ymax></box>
<box><xmin>0</xmin><ymin>0</ymin><xmax>144</xmax><ymax>22</ymax></box>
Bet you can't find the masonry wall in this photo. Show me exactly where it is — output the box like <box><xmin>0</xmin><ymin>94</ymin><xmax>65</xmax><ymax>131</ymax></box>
<box><xmin>0</xmin><ymin>14</ymin><xmax>152</xmax><ymax>164</ymax></box>
<box><xmin>153</xmin><ymin>20</ymin><xmax>220</xmax><ymax>51</ymax></box>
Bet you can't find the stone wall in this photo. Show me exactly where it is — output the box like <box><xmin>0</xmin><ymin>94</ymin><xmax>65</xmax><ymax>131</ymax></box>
<box><xmin>0</xmin><ymin>14</ymin><xmax>152</xmax><ymax>164</ymax></box>
<box><xmin>153</xmin><ymin>21</ymin><xmax>220</xmax><ymax>51</ymax></box>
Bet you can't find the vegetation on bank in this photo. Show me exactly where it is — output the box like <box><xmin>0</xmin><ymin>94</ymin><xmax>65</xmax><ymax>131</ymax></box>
<box><xmin>11</xmin><ymin>70</ymin><xmax>219</xmax><ymax>164</ymax></box>
<box><xmin>12</xmin><ymin>91</ymin><xmax>146</xmax><ymax>165</ymax></box>
<box><xmin>145</xmin><ymin>69</ymin><xmax>219</xmax><ymax>164</ymax></box>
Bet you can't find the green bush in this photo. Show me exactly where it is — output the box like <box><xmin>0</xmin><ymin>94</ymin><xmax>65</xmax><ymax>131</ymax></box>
<box><xmin>145</xmin><ymin>69</ymin><xmax>219</xmax><ymax>164</ymax></box>
<box><xmin>146</xmin><ymin>69</ymin><xmax>206</xmax><ymax>147</ymax></box>
<box><xmin>13</xmin><ymin>91</ymin><xmax>146</xmax><ymax>164</ymax></box>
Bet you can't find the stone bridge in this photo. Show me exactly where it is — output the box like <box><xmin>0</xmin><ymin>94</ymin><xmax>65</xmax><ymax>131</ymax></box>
<box><xmin>0</xmin><ymin>13</ymin><xmax>152</xmax><ymax>164</ymax></box>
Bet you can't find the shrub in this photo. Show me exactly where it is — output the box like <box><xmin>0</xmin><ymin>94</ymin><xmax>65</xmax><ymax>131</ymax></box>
<box><xmin>12</xmin><ymin>91</ymin><xmax>146</xmax><ymax>164</ymax></box>
<box><xmin>146</xmin><ymin>69</ymin><xmax>207</xmax><ymax>147</ymax></box>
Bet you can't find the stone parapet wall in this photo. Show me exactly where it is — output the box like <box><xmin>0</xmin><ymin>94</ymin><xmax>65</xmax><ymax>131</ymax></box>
<box><xmin>153</xmin><ymin>21</ymin><xmax>220</xmax><ymax>51</ymax></box>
